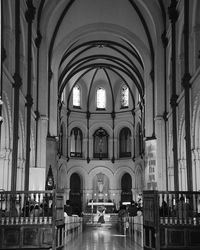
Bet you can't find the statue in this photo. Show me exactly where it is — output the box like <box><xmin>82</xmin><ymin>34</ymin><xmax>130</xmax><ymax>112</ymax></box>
<box><xmin>97</xmin><ymin>179</ymin><xmax>104</xmax><ymax>200</ymax></box>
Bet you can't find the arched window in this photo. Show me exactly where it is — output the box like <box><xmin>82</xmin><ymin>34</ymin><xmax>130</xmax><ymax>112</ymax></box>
<box><xmin>73</xmin><ymin>85</ymin><xmax>81</xmax><ymax>108</ymax></box>
<box><xmin>121</xmin><ymin>84</ymin><xmax>129</xmax><ymax>108</ymax></box>
<box><xmin>119</xmin><ymin>127</ymin><xmax>131</xmax><ymax>158</ymax></box>
<box><xmin>96</xmin><ymin>87</ymin><xmax>106</xmax><ymax>109</ymax></box>
<box><xmin>93</xmin><ymin>128</ymin><xmax>108</xmax><ymax>159</ymax></box>
<box><xmin>70</xmin><ymin>127</ymin><xmax>82</xmax><ymax>157</ymax></box>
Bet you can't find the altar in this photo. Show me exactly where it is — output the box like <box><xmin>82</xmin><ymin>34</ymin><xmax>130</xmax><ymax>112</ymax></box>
<box><xmin>87</xmin><ymin>201</ymin><xmax>115</xmax><ymax>213</ymax></box>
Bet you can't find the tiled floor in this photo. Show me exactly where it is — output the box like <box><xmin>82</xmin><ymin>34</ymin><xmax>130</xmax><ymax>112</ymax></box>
<box><xmin>64</xmin><ymin>225</ymin><xmax>143</xmax><ymax>250</ymax></box>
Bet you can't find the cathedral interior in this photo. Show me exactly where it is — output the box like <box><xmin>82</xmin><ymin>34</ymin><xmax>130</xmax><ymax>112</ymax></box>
<box><xmin>1</xmin><ymin>0</ymin><xmax>200</xmax><ymax>249</ymax></box>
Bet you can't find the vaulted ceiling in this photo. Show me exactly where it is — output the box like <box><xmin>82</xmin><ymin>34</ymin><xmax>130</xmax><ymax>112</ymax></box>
<box><xmin>35</xmin><ymin>0</ymin><xmax>166</xmax><ymax>112</ymax></box>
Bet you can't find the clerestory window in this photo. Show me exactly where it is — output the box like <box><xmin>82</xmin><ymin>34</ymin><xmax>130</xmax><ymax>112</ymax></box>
<box><xmin>96</xmin><ymin>87</ymin><xmax>106</xmax><ymax>109</ymax></box>
<box><xmin>73</xmin><ymin>85</ymin><xmax>81</xmax><ymax>108</ymax></box>
<box><xmin>121</xmin><ymin>84</ymin><xmax>129</xmax><ymax>108</ymax></box>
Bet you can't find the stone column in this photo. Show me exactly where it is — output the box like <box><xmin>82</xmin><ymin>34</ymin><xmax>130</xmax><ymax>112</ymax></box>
<box><xmin>182</xmin><ymin>0</ymin><xmax>193</xmax><ymax>191</ymax></box>
<box><xmin>11</xmin><ymin>0</ymin><xmax>22</xmax><ymax>191</ymax></box>
<box><xmin>17</xmin><ymin>158</ymin><xmax>25</xmax><ymax>190</ymax></box>
<box><xmin>0</xmin><ymin>148</ymin><xmax>12</xmax><ymax>190</ymax></box>
<box><xmin>193</xmin><ymin>25</ymin><xmax>200</xmax><ymax>70</ymax></box>
<box><xmin>155</xmin><ymin>115</ymin><xmax>167</xmax><ymax>190</ymax></box>
<box><xmin>168</xmin><ymin>0</ymin><xmax>179</xmax><ymax>191</ymax></box>
<box><xmin>37</xmin><ymin>115</ymin><xmax>48</xmax><ymax>168</ymax></box>
<box><xmin>192</xmin><ymin>148</ymin><xmax>200</xmax><ymax>190</ymax></box>
<box><xmin>178</xmin><ymin>158</ymin><xmax>187</xmax><ymax>190</ymax></box>
<box><xmin>24</xmin><ymin>0</ymin><xmax>35</xmax><ymax>191</ymax></box>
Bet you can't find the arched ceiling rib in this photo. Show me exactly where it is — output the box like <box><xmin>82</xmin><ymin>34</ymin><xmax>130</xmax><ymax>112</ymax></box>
<box><xmin>36</xmin><ymin>0</ymin><xmax>165</xmax><ymax>118</ymax></box>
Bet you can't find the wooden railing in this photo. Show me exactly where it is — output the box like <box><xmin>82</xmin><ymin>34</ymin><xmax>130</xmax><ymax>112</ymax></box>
<box><xmin>118</xmin><ymin>215</ymin><xmax>143</xmax><ymax>247</ymax></box>
<box><xmin>143</xmin><ymin>190</ymin><xmax>200</xmax><ymax>250</ymax></box>
<box><xmin>158</xmin><ymin>191</ymin><xmax>200</xmax><ymax>225</ymax></box>
<box><xmin>64</xmin><ymin>215</ymin><xmax>83</xmax><ymax>243</ymax></box>
<box><xmin>0</xmin><ymin>190</ymin><xmax>65</xmax><ymax>250</ymax></box>
<box><xmin>0</xmin><ymin>190</ymin><xmax>54</xmax><ymax>225</ymax></box>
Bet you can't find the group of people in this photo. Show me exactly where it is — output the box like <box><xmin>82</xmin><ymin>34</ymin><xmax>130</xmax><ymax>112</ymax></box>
<box><xmin>159</xmin><ymin>195</ymin><xmax>193</xmax><ymax>218</ymax></box>
<box><xmin>64</xmin><ymin>200</ymin><xmax>82</xmax><ymax>217</ymax></box>
<box><xmin>118</xmin><ymin>200</ymin><xmax>142</xmax><ymax>219</ymax></box>
<box><xmin>0</xmin><ymin>198</ymin><xmax>53</xmax><ymax>219</ymax></box>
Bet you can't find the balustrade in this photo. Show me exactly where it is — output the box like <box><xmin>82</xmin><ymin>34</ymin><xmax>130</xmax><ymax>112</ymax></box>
<box><xmin>0</xmin><ymin>190</ymin><xmax>54</xmax><ymax>225</ymax></box>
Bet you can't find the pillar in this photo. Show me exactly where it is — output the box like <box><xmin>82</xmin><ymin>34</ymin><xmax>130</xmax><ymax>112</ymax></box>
<box><xmin>0</xmin><ymin>148</ymin><xmax>12</xmax><ymax>190</ymax></box>
<box><xmin>24</xmin><ymin>0</ymin><xmax>35</xmax><ymax>191</ymax></box>
<box><xmin>168</xmin><ymin>0</ymin><xmax>179</xmax><ymax>191</ymax></box>
<box><xmin>155</xmin><ymin>115</ymin><xmax>167</xmax><ymax>190</ymax></box>
<box><xmin>182</xmin><ymin>0</ymin><xmax>193</xmax><ymax>191</ymax></box>
<box><xmin>11</xmin><ymin>0</ymin><xmax>22</xmax><ymax>191</ymax></box>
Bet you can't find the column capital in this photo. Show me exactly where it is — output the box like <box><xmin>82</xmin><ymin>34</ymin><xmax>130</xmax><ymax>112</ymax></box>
<box><xmin>168</xmin><ymin>0</ymin><xmax>179</xmax><ymax>23</ymax></box>
<box><xmin>25</xmin><ymin>0</ymin><xmax>36</xmax><ymax>23</ymax></box>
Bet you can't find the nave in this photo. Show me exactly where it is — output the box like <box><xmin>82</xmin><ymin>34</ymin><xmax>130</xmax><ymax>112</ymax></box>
<box><xmin>64</xmin><ymin>226</ymin><xmax>143</xmax><ymax>250</ymax></box>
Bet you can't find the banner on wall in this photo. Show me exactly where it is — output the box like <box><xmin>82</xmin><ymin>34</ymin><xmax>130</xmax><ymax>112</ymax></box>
<box><xmin>145</xmin><ymin>139</ymin><xmax>157</xmax><ymax>190</ymax></box>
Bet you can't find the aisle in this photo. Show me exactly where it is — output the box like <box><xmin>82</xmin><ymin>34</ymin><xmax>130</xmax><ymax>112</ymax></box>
<box><xmin>64</xmin><ymin>225</ymin><xmax>143</xmax><ymax>250</ymax></box>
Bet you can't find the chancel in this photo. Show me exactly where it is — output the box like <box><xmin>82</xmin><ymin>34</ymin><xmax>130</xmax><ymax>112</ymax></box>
<box><xmin>1</xmin><ymin>0</ymin><xmax>200</xmax><ymax>250</ymax></box>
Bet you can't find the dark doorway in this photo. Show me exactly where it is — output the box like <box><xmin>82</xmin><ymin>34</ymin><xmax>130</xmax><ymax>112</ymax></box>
<box><xmin>121</xmin><ymin>173</ymin><xmax>132</xmax><ymax>203</ymax></box>
<box><xmin>69</xmin><ymin>173</ymin><xmax>82</xmax><ymax>216</ymax></box>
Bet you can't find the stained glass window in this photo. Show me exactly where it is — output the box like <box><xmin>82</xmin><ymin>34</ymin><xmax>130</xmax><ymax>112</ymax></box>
<box><xmin>73</xmin><ymin>85</ymin><xmax>81</xmax><ymax>107</ymax></box>
<box><xmin>93</xmin><ymin>128</ymin><xmax>108</xmax><ymax>159</ymax></box>
<box><xmin>121</xmin><ymin>84</ymin><xmax>129</xmax><ymax>108</ymax></box>
<box><xmin>97</xmin><ymin>87</ymin><xmax>106</xmax><ymax>109</ymax></box>
<box><xmin>119</xmin><ymin>127</ymin><xmax>131</xmax><ymax>158</ymax></box>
